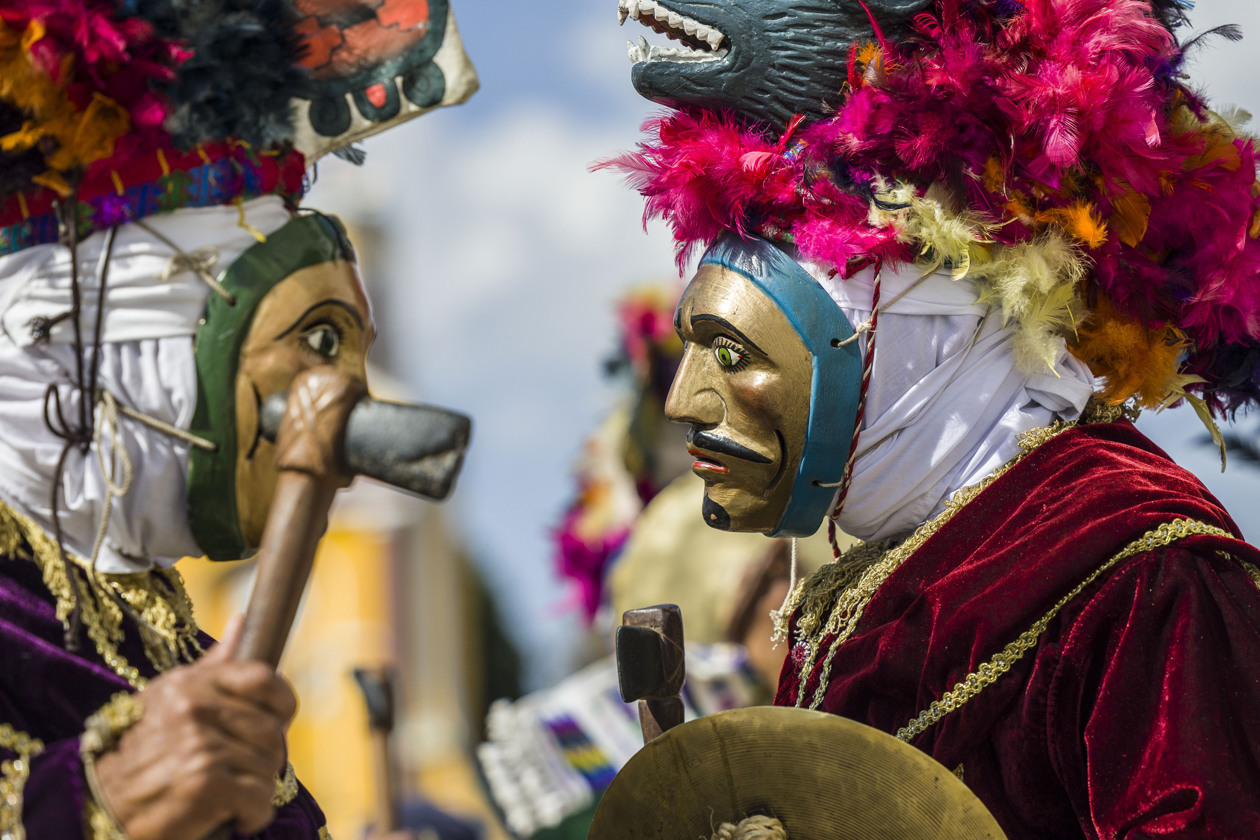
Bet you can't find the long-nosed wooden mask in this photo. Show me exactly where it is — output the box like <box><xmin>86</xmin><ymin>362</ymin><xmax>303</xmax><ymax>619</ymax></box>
<box><xmin>665</xmin><ymin>235</ymin><xmax>863</xmax><ymax>537</ymax></box>
<box><xmin>186</xmin><ymin>214</ymin><xmax>371</xmax><ymax>561</ymax></box>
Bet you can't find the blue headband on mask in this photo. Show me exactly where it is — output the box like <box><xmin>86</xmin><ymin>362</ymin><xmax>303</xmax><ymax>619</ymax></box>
<box><xmin>698</xmin><ymin>234</ymin><xmax>863</xmax><ymax>537</ymax></box>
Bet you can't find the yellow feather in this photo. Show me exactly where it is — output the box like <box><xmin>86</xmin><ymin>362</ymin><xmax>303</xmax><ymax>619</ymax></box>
<box><xmin>1037</xmin><ymin>202</ymin><xmax>1109</xmax><ymax>249</ymax></box>
<box><xmin>970</xmin><ymin>232</ymin><xmax>1086</xmax><ymax>374</ymax></box>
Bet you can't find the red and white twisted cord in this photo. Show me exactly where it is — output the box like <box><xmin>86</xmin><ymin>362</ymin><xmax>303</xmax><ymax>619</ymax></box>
<box><xmin>827</xmin><ymin>265</ymin><xmax>882</xmax><ymax>559</ymax></box>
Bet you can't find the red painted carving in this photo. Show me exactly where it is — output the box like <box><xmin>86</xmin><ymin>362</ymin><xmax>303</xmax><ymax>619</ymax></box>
<box><xmin>293</xmin><ymin>0</ymin><xmax>431</xmax><ymax>81</ymax></box>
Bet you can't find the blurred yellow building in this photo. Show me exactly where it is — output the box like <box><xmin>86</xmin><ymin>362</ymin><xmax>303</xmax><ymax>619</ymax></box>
<box><xmin>180</xmin><ymin>477</ymin><xmax>507</xmax><ymax>839</ymax></box>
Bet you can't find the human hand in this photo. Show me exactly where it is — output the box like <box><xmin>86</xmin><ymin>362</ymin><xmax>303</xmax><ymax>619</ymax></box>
<box><xmin>93</xmin><ymin>615</ymin><xmax>297</xmax><ymax>840</ymax></box>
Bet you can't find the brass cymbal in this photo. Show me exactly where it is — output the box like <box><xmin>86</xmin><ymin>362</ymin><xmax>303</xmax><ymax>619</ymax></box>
<box><xmin>588</xmin><ymin>706</ymin><xmax>1007</xmax><ymax>840</ymax></box>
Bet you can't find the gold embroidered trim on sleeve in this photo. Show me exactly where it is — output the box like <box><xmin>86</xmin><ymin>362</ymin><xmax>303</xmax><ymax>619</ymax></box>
<box><xmin>85</xmin><ymin>797</ymin><xmax>129</xmax><ymax>840</ymax></box>
<box><xmin>1242</xmin><ymin>561</ymin><xmax>1260</xmax><ymax>590</ymax></box>
<box><xmin>0</xmin><ymin>500</ymin><xmax>202</xmax><ymax>689</ymax></box>
<box><xmin>273</xmin><ymin>762</ymin><xmax>299</xmax><ymax>807</ymax></box>
<box><xmin>894</xmin><ymin>518</ymin><xmax>1233</xmax><ymax>742</ymax></box>
<box><xmin>81</xmin><ymin>692</ymin><xmax>144</xmax><ymax>839</ymax></box>
<box><xmin>318</xmin><ymin>826</ymin><xmax>334</xmax><ymax>840</ymax></box>
<box><xmin>791</xmin><ymin>421</ymin><xmax>1075</xmax><ymax>710</ymax></box>
<box><xmin>0</xmin><ymin>723</ymin><xmax>46</xmax><ymax>840</ymax></box>
<box><xmin>81</xmin><ymin>692</ymin><xmax>144</xmax><ymax>759</ymax></box>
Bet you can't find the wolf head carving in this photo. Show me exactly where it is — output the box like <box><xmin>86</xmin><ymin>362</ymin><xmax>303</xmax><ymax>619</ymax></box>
<box><xmin>619</xmin><ymin>0</ymin><xmax>931</xmax><ymax>130</ymax></box>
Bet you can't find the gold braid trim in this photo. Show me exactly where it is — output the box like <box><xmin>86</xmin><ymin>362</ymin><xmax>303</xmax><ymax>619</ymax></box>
<box><xmin>1242</xmin><ymin>561</ymin><xmax>1260</xmax><ymax>590</ymax></box>
<box><xmin>790</xmin><ymin>421</ymin><xmax>1075</xmax><ymax>710</ymax></box>
<box><xmin>0</xmin><ymin>500</ymin><xmax>202</xmax><ymax>689</ymax></box>
<box><xmin>81</xmin><ymin>692</ymin><xmax>145</xmax><ymax>840</ymax></box>
<box><xmin>894</xmin><ymin>518</ymin><xmax>1234</xmax><ymax>742</ymax></box>
<box><xmin>85</xmin><ymin>798</ymin><xmax>129</xmax><ymax>840</ymax></box>
<box><xmin>318</xmin><ymin>826</ymin><xmax>335</xmax><ymax>840</ymax></box>
<box><xmin>273</xmin><ymin>762</ymin><xmax>298</xmax><ymax>807</ymax></box>
<box><xmin>0</xmin><ymin>724</ymin><xmax>46</xmax><ymax>840</ymax></box>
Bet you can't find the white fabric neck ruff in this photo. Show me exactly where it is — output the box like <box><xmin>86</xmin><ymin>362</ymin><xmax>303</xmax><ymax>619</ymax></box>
<box><xmin>0</xmin><ymin>197</ymin><xmax>292</xmax><ymax>573</ymax></box>
<box><xmin>800</xmin><ymin>259</ymin><xmax>1097</xmax><ymax>543</ymax></box>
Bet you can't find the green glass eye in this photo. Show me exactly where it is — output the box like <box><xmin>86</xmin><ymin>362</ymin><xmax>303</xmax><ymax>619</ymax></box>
<box><xmin>714</xmin><ymin>344</ymin><xmax>744</xmax><ymax>367</ymax></box>
<box><xmin>302</xmin><ymin>325</ymin><xmax>341</xmax><ymax>359</ymax></box>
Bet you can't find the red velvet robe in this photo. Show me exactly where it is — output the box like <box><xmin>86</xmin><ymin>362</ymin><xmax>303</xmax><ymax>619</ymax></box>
<box><xmin>776</xmin><ymin>420</ymin><xmax>1260</xmax><ymax>838</ymax></box>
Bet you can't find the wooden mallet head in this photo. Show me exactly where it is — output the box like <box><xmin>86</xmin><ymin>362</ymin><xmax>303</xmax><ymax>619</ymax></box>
<box><xmin>616</xmin><ymin>604</ymin><xmax>686</xmax><ymax>744</ymax></box>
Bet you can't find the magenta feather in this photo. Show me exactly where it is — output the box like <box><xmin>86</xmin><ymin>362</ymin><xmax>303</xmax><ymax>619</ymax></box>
<box><xmin>602</xmin><ymin>0</ymin><xmax>1260</xmax><ymax>412</ymax></box>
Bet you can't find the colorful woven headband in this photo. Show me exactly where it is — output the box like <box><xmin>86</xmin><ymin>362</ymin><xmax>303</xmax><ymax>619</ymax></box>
<box><xmin>0</xmin><ymin>0</ymin><xmax>477</xmax><ymax>252</ymax></box>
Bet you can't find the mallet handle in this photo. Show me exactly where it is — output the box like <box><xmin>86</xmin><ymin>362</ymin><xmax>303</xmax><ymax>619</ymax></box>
<box><xmin>354</xmin><ymin>667</ymin><xmax>401</xmax><ymax>833</ymax></box>
<box><xmin>234</xmin><ymin>472</ymin><xmax>337</xmax><ymax>667</ymax></box>
<box><xmin>204</xmin><ymin>368</ymin><xmax>363</xmax><ymax>840</ymax></box>
<box><xmin>638</xmin><ymin>697</ymin><xmax>684</xmax><ymax>744</ymax></box>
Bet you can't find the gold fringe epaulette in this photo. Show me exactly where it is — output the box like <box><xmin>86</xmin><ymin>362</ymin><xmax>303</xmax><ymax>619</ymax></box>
<box><xmin>0</xmin><ymin>500</ymin><xmax>202</xmax><ymax>688</ymax></box>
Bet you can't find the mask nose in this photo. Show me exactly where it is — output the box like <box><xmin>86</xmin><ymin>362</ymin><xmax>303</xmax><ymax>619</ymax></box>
<box><xmin>664</xmin><ymin>344</ymin><xmax>723</xmax><ymax>428</ymax></box>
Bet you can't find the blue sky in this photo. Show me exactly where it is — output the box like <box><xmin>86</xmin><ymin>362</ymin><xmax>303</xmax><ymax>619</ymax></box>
<box><xmin>308</xmin><ymin>0</ymin><xmax>1260</xmax><ymax>688</ymax></box>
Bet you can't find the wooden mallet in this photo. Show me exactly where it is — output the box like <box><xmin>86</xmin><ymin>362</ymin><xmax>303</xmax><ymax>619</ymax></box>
<box><xmin>354</xmin><ymin>666</ymin><xmax>401</xmax><ymax>834</ymax></box>
<box><xmin>208</xmin><ymin>366</ymin><xmax>469</xmax><ymax>839</ymax></box>
<box><xmin>615</xmin><ymin>604</ymin><xmax>686</xmax><ymax>745</ymax></box>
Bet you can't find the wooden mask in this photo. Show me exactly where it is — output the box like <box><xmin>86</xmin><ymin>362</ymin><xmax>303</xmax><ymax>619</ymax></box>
<box><xmin>186</xmin><ymin>214</ymin><xmax>373</xmax><ymax>561</ymax></box>
<box><xmin>666</xmin><ymin>235</ymin><xmax>863</xmax><ymax>537</ymax></box>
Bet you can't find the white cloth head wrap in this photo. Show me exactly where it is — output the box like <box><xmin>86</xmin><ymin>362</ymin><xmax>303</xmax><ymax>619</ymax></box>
<box><xmin>800</xmin><ymin>260</ymin><xmax>1097</xmax><ymax>542</ymax></box>
<box><xmin>0</xmin><ymin>197</ymin><xmax>292</xmax><ymax>572</ymax></box>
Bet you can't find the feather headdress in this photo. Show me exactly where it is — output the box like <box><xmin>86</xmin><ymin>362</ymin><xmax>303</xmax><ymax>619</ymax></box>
<box><xmin>604</xmin><ymin>0</ymin><xmax>1260</xmax><ymax>416</ymax></box>
<box><xmin>0</xmin><ymin>0</ymin><xmax>478</xmax><ymax>255</ymax></box>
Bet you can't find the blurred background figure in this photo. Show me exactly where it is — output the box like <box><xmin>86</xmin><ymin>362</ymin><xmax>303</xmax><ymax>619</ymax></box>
<box><xmin>476</xmin><ymin>286</ymin><xmax>852</xmax><ymax>839</ymax></box>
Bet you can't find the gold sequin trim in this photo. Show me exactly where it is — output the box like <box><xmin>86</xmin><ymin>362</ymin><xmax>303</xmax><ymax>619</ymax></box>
<box><xmin>81</xmin><ymin>693</ymin><xmax>144</xmax><ymax>757</ymax></box>
<box><xmin>790</xmin><ymin>421</ymin><xmax>1075</xmax><ymax>710</ymax></box>
<box><xmin>1077</xmin><ymin>397</ymin><xmax>1139</xmax><ymax>425</ymax></box>
<box><xmin>894</xmin><ymin>518</ymin><xmax>1233</xmax><ymax>742</ymax></box>
<box><xmin>273</xmin><ymin>762</ymin><xmax>298</xmax><ymax>807</ymax></box>
<box><xmin>318</xmin><ymin>827</ymin><xmax>334</xmax><ymax>840</ymax></box>
<box><xmin>81</xmin><ymin>692</ymin><xmax>144</xmax><ymax>839</ymax></box>
<box><xmin>0</xmin><ymin>724</ymin><xmax>46</xmax><ymax>840</ymax></box>
<box><xmin>0</xmin><ymin>500</ymin><xmax>202</xmax><ymax>689</ymax></box>
<box><xmin>1242</xmin><ymin>561</ymin><xmax>1260</xmax><ymax>590</ymax></box>
<box><xmin>85</xmin><ymin>798</ymin><xmax>128</xmax><ymax>840</ymax></box>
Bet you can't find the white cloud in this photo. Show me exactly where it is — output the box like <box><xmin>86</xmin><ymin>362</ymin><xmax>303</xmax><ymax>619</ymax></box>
<box><xmin>305</xmin><ymin>99</ymin><xmax>680</xmax><ymax>688</ymax></box>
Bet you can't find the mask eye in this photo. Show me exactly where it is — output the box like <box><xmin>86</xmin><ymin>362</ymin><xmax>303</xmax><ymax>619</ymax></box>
<box><xmin>301</xmin><ymin>325</ymin><xmax>341</xmax><ymax>359</ymax></box>
<box><xmin>713</xmin><ymin>339</ymin><xmax>747</xmax><ymax>370</ymax></box>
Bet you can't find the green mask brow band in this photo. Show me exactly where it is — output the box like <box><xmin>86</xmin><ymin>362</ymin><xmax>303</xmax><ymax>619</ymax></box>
<box><xmin>186</xmin><ymin>212</ymin><xmax>356</xmax><ymax>562</ymax></box>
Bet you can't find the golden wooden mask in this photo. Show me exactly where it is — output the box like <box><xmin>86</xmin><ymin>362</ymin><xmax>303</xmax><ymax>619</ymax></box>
<box><xmin>233</xmin><ymin>260</ymin><xmax>375</xmax><ymax>546</ymax></box>
<box><xmin>666</xmin><ymin>263</ymin><xmax>813</xmax><ymax>532</ymax></box>
<box><xmin>663</xmin><ymin>235</ymin><xmax>863</xmax><ymax>538</ymax></box>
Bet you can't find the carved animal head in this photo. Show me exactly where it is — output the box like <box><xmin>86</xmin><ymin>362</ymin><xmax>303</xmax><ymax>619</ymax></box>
<box><xmin>619</xmin><ymin>0</ymin><xmax>931</xmax><ymax>130</ymax></box>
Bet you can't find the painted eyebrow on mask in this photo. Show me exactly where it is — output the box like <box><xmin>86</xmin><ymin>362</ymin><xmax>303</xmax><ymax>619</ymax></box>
<box><xmin>690</xmin><ymin>313</ymin><xmax>768</xmax><ymax>357</ymax></box>
<box><xmin>273</xmin><ymin>299</ymin><xmax>365</xmax><ymax>340</ymax></box>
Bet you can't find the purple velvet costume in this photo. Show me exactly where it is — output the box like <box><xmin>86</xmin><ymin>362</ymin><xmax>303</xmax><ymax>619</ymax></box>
<box><xmin>0</xmin><ymin>511</ymin><xmax>327</xmax><ymax>838</ymax></box>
